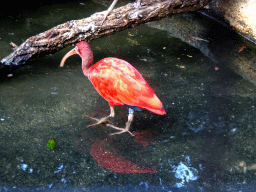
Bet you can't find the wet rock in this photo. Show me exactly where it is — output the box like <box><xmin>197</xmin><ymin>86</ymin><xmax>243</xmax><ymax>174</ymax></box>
<box><xmin>147</xmin><ymin>12</ymin><xmax>256</xmax><ymax>85</ymax></box>
<box><xmin>210</xmin><ymin>0</ymin><xmax>256</xmax><ymax>44</ymax></box>
<box><xmin>231</xmin><ymin>79</ymin><xmax>256</xmax><ymax>99</ymax></box>
<box><xmin>229</xmin><ymin>161</ymin><xmax>256</xmax><ymax>174</ymax></box>
<box><xmin>247</xmin><ymin>164</ymin><xmax>256</xmax><ymax>171</ymax></box>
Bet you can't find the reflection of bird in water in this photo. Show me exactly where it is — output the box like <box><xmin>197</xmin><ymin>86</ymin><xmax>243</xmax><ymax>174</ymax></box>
<box><xmin>90</xmin><ymin>135</ymin><xmax>156</xmax><ymax>174</ymax></box>
<box><xmin>60</xmin><ymin>41</ymin><xmax>166</xmax><ymax>135</ymax></box>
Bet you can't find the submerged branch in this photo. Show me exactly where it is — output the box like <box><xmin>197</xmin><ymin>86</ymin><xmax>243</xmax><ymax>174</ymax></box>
<box><xmin>0</xmin><ymin>0</ymin><xmax>209</xmax><ymax>75</ymax></box>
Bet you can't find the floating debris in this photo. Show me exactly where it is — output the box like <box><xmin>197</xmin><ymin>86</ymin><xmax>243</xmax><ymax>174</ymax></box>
<box><xmin>54</xmin><ymin>163</ymin><xmax>64</xmax><ymax>173</ymax></box>
<box><xmin>214</xmin><ymin>66</ymin><xmax>220</xmax><ymax>70</ymax></box>
<box><xmin>17</xmin><ymin>164</ymin><xmax>28</xmax><ymax>171</ymax></box>
<box><xmin>189</xmin><ymin>36</ymin><xmax>209</xmax><ymax>42</ymax></box>
<box><xmin>61</xmin><ymin>178</ymin><xmax>67</xmax><ymax>183</ymax></box>
<box><xmin>127</xmin><ymin>38</ymin><xmax>140</xmax><ymax>46</ymax></box>
<box><xmin>238</xmin><ymin>45</ymin><xmax>246</xmax><ymax>53</ymax></box>
<box><xmin>47</xmin><ymin>139</ymin><xmax>56</xmax><ymax>150</ymax></box>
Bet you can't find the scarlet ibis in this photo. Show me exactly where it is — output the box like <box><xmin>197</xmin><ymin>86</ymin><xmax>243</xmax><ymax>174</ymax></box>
<box><xmin>60</xmin><ymin>41</ymin><xmax>166</xmax><ymax>136</ymax></box>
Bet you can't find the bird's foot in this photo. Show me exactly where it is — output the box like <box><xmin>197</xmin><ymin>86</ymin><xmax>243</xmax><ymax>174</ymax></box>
<box><xmin>107</xmin><ymin>124</ymin><xmax>134</xmax><ymax>136</ymax></box>
<box><xmin>84</xmin><ymin>115</ymin><xmax>112</xmax><ymax>127</ymax></box>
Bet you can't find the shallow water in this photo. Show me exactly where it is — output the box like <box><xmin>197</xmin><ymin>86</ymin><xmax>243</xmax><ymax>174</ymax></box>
<box><xmin>1</xmin><ymin>1</ymin><xmax>256</xmax><ymax>191</ymax></box>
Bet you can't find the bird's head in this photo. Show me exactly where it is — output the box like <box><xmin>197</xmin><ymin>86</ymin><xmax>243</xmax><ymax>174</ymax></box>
<box><xmin>60</xmin><ymin>41</ymin><xmax>93</xmax><ymax>68</ymax></box>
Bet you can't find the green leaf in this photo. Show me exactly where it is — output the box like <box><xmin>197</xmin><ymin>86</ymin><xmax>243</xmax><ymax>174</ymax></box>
<box><xmin>47</xmin><ymin>139</ymin><xmax>56</xmax><ymax>149</ymax></box>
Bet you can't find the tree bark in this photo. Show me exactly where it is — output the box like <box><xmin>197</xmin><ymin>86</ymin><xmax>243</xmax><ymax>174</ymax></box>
<box><xmin>0</xmin><ymin>0</ymin><xmax>209</xmax><ymax>76</ymax></box>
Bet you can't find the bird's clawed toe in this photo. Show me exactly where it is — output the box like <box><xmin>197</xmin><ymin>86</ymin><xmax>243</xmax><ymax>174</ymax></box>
<box><xmin>107</xmin><ymin>124</ymin><xmax>134</xmax><ymax>136</ymax></box>
<box><xmin>84</xmin><ymin>115</ymin><xmax>112</xmax><ymax>127</ymax></box>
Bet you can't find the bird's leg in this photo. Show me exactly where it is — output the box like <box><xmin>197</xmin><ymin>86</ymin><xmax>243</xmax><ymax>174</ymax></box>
<box><xmin>85</xmin><ymin>106</ymin><xmax>115</xmax><ymax>127</ymax></box>
<box><xmin>107</xmin><ymin>108</ymin><xmax>135</xmax><ymax>136</ymax></box>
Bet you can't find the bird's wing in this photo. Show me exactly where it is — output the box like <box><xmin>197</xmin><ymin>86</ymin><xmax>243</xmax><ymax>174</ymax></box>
<box><xmin>105</xmin><ymin>58</ymin><xmax>149</xmax><ymax>87</ymax></box>
<box><xmin>88</xmin><ymin>58</ymin><xmax>165</xmax><ymax>114</ymax></box>
<box><xmin>88</xmin><ymin>58</ymin><xmax>143</xmax><ymax>105</ymax></box>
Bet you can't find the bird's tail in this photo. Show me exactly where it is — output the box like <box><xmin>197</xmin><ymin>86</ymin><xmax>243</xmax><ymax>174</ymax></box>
<box><xmin>139</xmin><ymin>94</ymin><xmax>166</xmax><ymax>115</ymax></box>
<box><xmin>146</xmin><ymin>106</ymin><xmax>166</xmax><ymax>115</ymax></box>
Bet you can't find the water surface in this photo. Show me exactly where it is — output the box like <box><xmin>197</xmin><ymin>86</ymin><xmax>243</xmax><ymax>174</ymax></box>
<box><xmin>1</xmin><ymin>1</ymin><xmax>256</xmax><ymax>191</ymax></box>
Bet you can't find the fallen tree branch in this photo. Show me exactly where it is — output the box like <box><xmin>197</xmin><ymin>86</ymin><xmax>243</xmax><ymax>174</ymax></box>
<box><xmin>0</xmin><ymin>0</ymin><xmax>209</xmax><ymax>76</ymax></box>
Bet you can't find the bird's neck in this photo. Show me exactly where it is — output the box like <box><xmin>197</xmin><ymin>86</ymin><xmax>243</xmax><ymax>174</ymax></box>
<box><xmin>81</xmin><ymin>48</ymin><xmax>94</xmax><ymax>76</ymax></box>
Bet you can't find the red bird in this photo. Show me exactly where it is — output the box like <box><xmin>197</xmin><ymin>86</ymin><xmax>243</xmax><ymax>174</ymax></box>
<box><xmin>60</xmin><ymin>41</ymin><xmax>166</xmax><ymax>135</ymax></box>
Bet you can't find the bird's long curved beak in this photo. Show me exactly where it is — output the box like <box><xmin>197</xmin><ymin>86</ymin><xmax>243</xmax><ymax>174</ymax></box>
<box><xmin>60</xmin><ymin>48</ymin><xmax>77</xmax><ymax>67</ymax></box>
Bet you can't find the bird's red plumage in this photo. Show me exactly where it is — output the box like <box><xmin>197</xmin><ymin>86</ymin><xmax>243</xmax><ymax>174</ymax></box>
<box><xmin>88</xmin><ymin>57</ymin><xmax>165</xmax><ymax>115</ymax></box>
